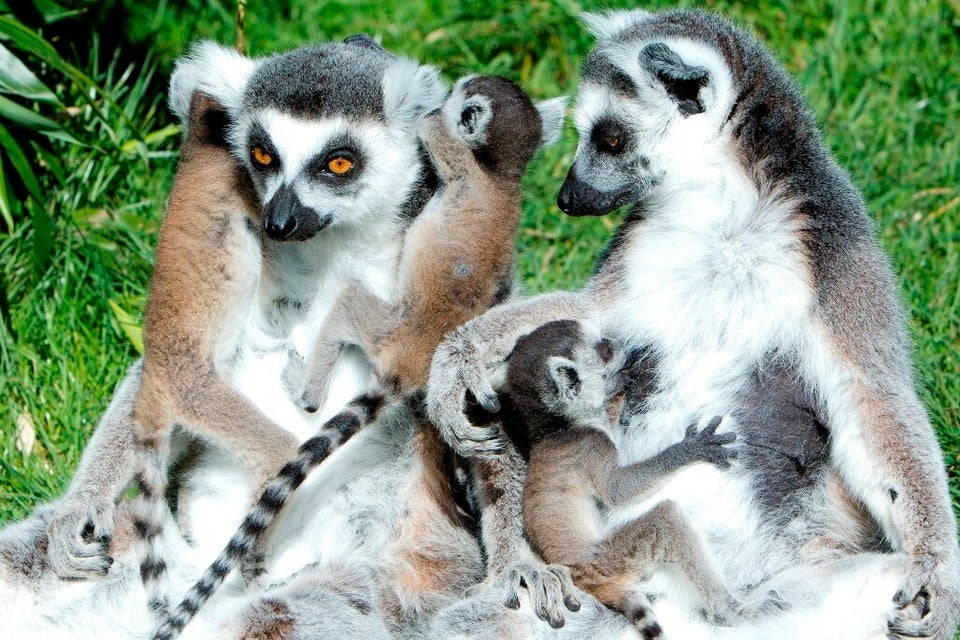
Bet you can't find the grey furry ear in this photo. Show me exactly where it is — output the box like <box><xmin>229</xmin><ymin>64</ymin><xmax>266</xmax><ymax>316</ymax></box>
<box><xmin>548</xmin><ymin>356</ymin><xmax>582</xmax><ymax>401</ymax></box>
<box><xmin>640</xmin><ymin>43</ymin><xmax>710</xmax><ymax>116</ymax></box>
<box><xmin>343</xmin><ymin>33</ymin><xmax>386</xmax><ymax>53</ymax></box>
<box><xmin>456</xmin><ymin>94</ymin><xmax>493</xmax><ymax>147</ymax></box>
<box><xmin>382</xmin><ymin>57</ymin><xmax>448</xmax><ymax>128</ymax></box>
<box><xmin>536</xmin><ymin>96</ymin><xmax>566</xmax><ymax>146</ymax></box>
<box><xmin>169</xmin><ymin>41</ymin><xmax>255</xmax><ymax>129</ymax></box>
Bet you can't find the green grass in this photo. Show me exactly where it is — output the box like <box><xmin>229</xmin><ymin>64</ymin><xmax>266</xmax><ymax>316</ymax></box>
<box><xmin>1</xmin><ymin>0</ymin><xmax>958</xmax><ymax>547</ymax></box>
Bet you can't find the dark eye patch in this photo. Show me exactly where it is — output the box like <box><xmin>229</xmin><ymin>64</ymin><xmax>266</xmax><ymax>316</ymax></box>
<box><xmin>305</xmin><ymin>134</ymin><xmax>364</xmax><ymax>183</ymax></box>
<box><xmin>247</xmin><ymin>122</ymin><xmax>281</xmax><ymax>171</ymax></box>
<box><xmin>590</xmin><ymin>119</ymin><xmax>628</xmax><ymax>155</ymax></box>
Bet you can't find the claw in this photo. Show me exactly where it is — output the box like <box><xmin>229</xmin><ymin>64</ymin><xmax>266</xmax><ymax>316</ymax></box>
<box><xmin>480</xmin><ymin>393</ymin><xmax>501</xmax><ymax>413</ymax></box>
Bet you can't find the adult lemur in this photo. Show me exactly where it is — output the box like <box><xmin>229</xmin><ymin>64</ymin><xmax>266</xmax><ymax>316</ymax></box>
<box><xmin>0</xmin><ymin>37</ymin><xmax>506</xmax><ymax>639</ymax></box>
<box><xmin>428</xmin><ymin>9</ymin><xmax>959</xmax><ymax>639</ymax></box>
<box><xmin>152</xmin><ymin>74</ymin><xmax>565</xmax><ymax>640</ymax></box>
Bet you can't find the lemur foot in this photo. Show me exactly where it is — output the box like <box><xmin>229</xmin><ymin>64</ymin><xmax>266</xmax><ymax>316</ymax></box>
<box><xmin>46</xmin><ymin>498</ymin><xmax>115</xmax><ymax>579</ymax></box>
<box><xmin>427</xmin><ymin>335</ymin><xmax>508</xmax><ymax>458</ymax></box>
<box><xmin>706</xmin><ymin>594</ymin><xmax>743</xmax><ymax>626</ymax></box>
<box><xmin>622</xmin><ymin>595</ymin><xmax>662</xmax><ymax>639</ymax></box>
<box><xmin>681</xmin><ymin>416</ymin><xmax>738</xmax><ymax>469</ymax></box>
<box><xmin>738</xmin><ymin>589</ymin><xmax>790</xmax><ymax>619</ymax></box>
<box><xmin>888</xmin><ymin>555</ymin><xmax>960</xmax><ymax>640</ymax></box>
<box><xmin>491</xmin><ymin>562</ymin><xmax>581</xmax><ymax>629</ymax></box>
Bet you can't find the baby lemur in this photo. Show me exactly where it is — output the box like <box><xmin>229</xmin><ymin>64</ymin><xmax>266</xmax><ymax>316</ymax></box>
<box><xmin>501</xmin><ymin>319</ymin><xmax>740</xmax><ymax>637</ymax></box>
<box><xmin>69</xmin><ymin>91</ymin><xmax>301</xmax><ymax>611</ymax></box>
<box><xmin>152</xmin><ymin>76</ymin><xmax>565</xmax><ymax>640</ymax></box>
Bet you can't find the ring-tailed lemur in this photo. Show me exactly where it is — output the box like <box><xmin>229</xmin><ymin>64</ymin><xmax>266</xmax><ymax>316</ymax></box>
<box><xmin>25</xmin><ymin>36</ymin><xmax>490</xmax><ymax>639</ymax></box>
<box><xmin>152</xmin><ymin>74</ymin><xmax>566</xmax><ymax>640</ymax></box>
<box><xmin>501</xmin><ymin>319</ymin><xmax>740</xmax><ymax>638</ymax></box>
<box><xmin>428</xmin><ymin>9</ymin><xmax>959</xmax><ymax>639</ymax></box>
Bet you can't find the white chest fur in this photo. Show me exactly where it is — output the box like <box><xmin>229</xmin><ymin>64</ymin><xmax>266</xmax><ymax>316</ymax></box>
<box><xmin>600</xmin><ymin>171</ymin><xmax>815</xmax><ymax>591</ymax></box>
<box><xmin>179</xmin><ymin>227</ymin><xmax>406</xmax><ymax>572</ymax></box>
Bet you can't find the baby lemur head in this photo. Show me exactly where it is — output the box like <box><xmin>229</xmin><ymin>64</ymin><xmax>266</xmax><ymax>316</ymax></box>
<box><xmin>502</xmin><ymin>320</ymin><xmax>617</xmax><ymax>455</ymax></box>
<box><xmin>442</xmin><ymin>75</ymin><xmax>566</xmax><ymax>180</ymax></box>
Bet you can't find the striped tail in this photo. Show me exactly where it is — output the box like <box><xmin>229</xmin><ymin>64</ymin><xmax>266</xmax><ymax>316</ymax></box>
<box><xmin>150</xmin><ymin>392</ymin><xmax>387</xmax><ymax>640</ymax></box>
<box><xmin>132</xmin><ymin>445</ymin><xmax>175</xmax><ymax>620</ymax></box>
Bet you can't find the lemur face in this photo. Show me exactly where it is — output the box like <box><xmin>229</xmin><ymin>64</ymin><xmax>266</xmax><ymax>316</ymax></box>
<box><xmin>169</xmin><ymin>37</ymin><xmax>446</xmax><ymax>242</ymax></box>
<box><xmin>558</xmin><ymin>10</ymin><xmax>736</xmax><ymax>217</ymax></box>
<box><xmin>508</xmin><ymin>319</ymin><xmax>620</xmax><ymax>428</ymax></box>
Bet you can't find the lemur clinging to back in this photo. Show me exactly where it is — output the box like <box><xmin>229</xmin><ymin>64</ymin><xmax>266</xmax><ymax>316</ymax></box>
<box><xmin>428</xmin><ymin>8</ymin><xmax>960</xmax><ymax>639</ymax></box>
<box><xmin>46</xmin><ymin>86</ymin><xmax>301</xmax><ymax>612</ymax></box>
<box><xmin>501</xmin><ymin>319</ymin><xmax>740</xmax><ymax>638</ymax></box>
<box><xmin>151</xmin><ymin>75</ymin><xmax>565</xmax><ymax>640</ymax></box>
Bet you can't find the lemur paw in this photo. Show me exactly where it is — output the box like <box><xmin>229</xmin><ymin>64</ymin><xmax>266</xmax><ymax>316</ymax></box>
<box><xmin>682</xmin><ymin>416</ymin><xmax>738</xmax><ymax>469</ymax></box>
<box><xmin>888</xmin><ymin>555</ymin><xmax>960</xmax><ymax>640</ymax></box>
<box><xmin>46</xmin><ymin>498</ymin><xmax>115</xmax><ymax>580</ymax></box>
<box><xmin>427</xmin><ymin>335</ymin><xmax>509</xmax><ymax>459</ymax></box>
<box><xmin>492</xmin><ymin>562</ymin><xmax>580</xmax><ymax>629</ymax></box>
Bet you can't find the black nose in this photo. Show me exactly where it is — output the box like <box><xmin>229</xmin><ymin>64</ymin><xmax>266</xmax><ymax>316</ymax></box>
<box><xmin>264</xmin><ymin>214</ymin><xmax>298</xmax><ymax>240</ymax></box>
<box><xmin>557</xmin><ymin>167</ymin><xmax>631</xmax><ymax>217</ymax></box>
<box><xmin>557</xmin><ymin>175</ymin><xmax>576</xmax><ymax>214</ymax></box>
<box><xmin>261</xmin><ymin>185</ymin><xmax>330</xmax><ymax>241</ymax></box>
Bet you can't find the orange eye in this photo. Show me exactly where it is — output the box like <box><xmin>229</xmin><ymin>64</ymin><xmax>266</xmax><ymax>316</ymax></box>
<box><xmin>252</xmin><ymin>146</ymin><xmax>273</xmax><ymax>167</ymax></box>
<box><xmin>327</xmin><ymin>156</ymin><xmax>354</xmax><ymax>175</ymax></box>
<box><xmin>607</xmin><ymin>136</ymin><xmax>620</xmax><ymax>149</ymax></box>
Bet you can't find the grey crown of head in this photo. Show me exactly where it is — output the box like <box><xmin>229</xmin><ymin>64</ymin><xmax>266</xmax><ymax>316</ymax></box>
<box><xmin>243</xmin><ymin>38</ymin><xmax>396</xmax><ymax>119</ymax></box>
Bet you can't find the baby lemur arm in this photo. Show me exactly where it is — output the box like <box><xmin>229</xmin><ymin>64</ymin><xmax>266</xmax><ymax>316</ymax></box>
<box><xmin>427</xmin><ymin>291</ymin><xmax>592</xmax><ymax>457</ymax></box>
<box><xmin>603</xmin><ymin>417</ymin><xmax>736</xmax><ymax>505</ymax></box>
<box><xmin>292</xmin><ymin>281</ymin><xmax>395</xmax><ymax>413</ymax></box>
<box><xmin>418</xmin><ymin>111</ymin><xmax>480</xmax><ymax>182</ymax></box>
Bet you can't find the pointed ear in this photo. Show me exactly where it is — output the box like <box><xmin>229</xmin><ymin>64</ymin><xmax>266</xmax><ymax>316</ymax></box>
<box><xmin>580</xmin><ymin>10</ymin><xmax>651</xmax><ymax>40</ymax></box>
<box><xmin>548</xmin><ymin>356</ymin><xmax>582</xmax><ymax>402</ymax></box>
<box><xmin>382</xmin><ymin>57</ymin><xmax>448</xmax><ymax>128</ymax></box>
<box><xmin>640</xmin><ymin>43</ymin><xmax>710</xmax><ymax>116</ymax></box>
<box><xmin>169</xmin><ymin>41</ymin><xmax>254</xmax><ymax>129</ymax></box>
<box><xmin>536</xmin><ymin>97</ymin><xmax>567</xmax><ymax>147</ymax></box>
<box><xmin>343</xmin><ymin>33</ymin><xmax>386</xmax><ymax>53</ymax></box>
<box><xmin>455</xmin><ymin>94</ymin><xmax>493</xmax><ymax>147</ymax></box>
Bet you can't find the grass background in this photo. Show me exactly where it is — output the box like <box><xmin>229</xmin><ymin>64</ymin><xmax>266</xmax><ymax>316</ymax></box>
<box><xmin>0</xmin><ymin>0</ymin><xmax>958</xmax><ymax>552</ymax></box>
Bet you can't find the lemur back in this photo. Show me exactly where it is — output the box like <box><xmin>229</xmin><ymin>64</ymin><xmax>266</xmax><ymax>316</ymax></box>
<box><xmin>152</xmin><ymin>76</ymin><xmax>565</xmax><ymax>640</ymax></box>
<box><xmin>501</xmin><ymin>320</ymin><xmax>739</xmax><ymax>636</ymax></box>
